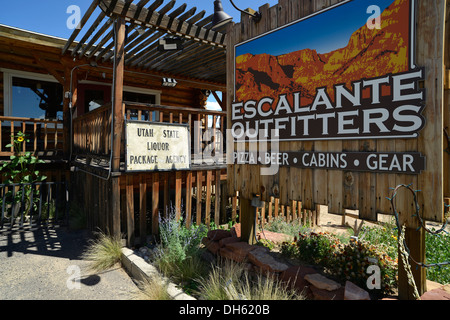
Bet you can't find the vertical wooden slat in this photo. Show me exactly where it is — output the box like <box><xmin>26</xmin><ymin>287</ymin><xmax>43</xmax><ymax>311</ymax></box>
<box><xmin>196</xmin><ymin>171</ymin><xmax>202</xmax><ymax>225</ymax></box>
<box><xmin>274</xmin><ymin>197</ymin><xmax>279</xmax><ymax>219</ymax></box>
<box><xmin>267</xmin><ymin>196</ymin><xmax>273</xmax><ymax>222</ymax></box>
<box><xmin>139</xmin><ymin>174</ymin><xmax>147</xmax><ymax>243</ymax></box>
<box><xmin>214</xmin><ymin>169</ymin><xmax>220</xmax><ymax>226</ymax></box>
<box><xmin>21</xmin><ymin>122</ymin><xmax>25</xmax><ymax>152</ymax></box>
<box><xmin>10</xmin><ymin>121</ymin><xmax>14</xmax><ymax>153</ymax></box>
<box><xmin>185</xmin><ymin>171</ymin><xmax>192</xmax><ymax>227</ymax></box>
<box><xmin>126</xmin><ymin>175</ymin><xmax>135</xmax><ymax>247</ymax></box>
<box><xmin>205</xmin><ymin>170</ymin><xmax>212</xmax><ymax>228</ymax></box>
<box><xmin>175</xmin><ymin>171</ymin><xmax>182</xmax><ymax>220</ymax></box>
<box><xmin>152</xmin><ymin>172</ymin><xmax>159</xmax><ymax>235</ymax></box>
<box><xmin>163</xmin><ymin>172</ymin><xmax>169</xmax><ymax>218</ymax></box>
<box><xmin>297</xmin><ymin>201</ymin><xmax>302</xmax><ymax>224</ymax></box>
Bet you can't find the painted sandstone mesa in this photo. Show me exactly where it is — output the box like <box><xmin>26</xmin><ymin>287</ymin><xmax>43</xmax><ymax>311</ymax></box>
<box><xmin>235</xmin><ymin>0</ymin><xmax>410</xmax><ymax>110</ymax></box>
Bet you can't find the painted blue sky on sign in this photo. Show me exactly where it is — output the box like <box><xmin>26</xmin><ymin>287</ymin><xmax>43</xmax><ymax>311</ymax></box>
<box><xmin>235</xmin><ymin>0</ymin><xmax>397</xmax><ymax>57</ymax></box>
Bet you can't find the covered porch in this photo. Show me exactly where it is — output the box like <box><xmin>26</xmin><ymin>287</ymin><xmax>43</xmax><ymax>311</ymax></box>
<box><xmin>62</xmin><ymin>0</ymin><xmax>234</xmax><ymax>245</ymax></box>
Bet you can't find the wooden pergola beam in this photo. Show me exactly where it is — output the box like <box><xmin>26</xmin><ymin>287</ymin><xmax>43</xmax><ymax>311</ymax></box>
<box><xmin>98</xmin><ymin>0</ymin><xmax>227</xmax><ymax>47</ymax></box>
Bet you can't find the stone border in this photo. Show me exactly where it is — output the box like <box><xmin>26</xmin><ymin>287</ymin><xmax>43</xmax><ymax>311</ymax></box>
<box><xmin>121</xmin><ymin>247</ymin><xmax>196</xmax><ymax>300</ymax></box>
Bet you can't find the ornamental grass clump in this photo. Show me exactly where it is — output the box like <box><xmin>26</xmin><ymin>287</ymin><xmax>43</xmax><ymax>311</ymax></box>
<box><xmin>82</xmin><ymin>232</ymin><xmax>123</xmax><ymax>272</ymax></box>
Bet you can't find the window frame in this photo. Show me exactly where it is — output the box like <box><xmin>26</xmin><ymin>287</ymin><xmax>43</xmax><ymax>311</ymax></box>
<box><xmin>1</xmin><ymin>68</ymin><xmax>60</xmax><ymax>117</ymax></box>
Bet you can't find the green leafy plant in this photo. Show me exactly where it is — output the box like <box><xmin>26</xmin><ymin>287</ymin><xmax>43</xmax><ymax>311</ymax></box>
<box><xmin>152</xmin><ymin>209</ymin><xmax>209</xmax><ymax>286</ymax></box>
<box><xmin>1</xmin><ymin>132</ymin><xmax>47</xmax><ymax>219</ymax></box>
<box><xmin>283</xmin><ymin>231</ymin><xmax>339</xmax><ymax>265</ymax></box>
<box><xmin>281</xmin><ymin>230</ymin><xmax>398</xmax><ymax>295</ymax></box>
<box><xmin>329</xmin><ymin>239</ymin><xmax>397</xmax><ymax>295</ymax></box>
<box><xmin>264</xmin><ymin>217</ymin><xmax>310</xmax><ymax>237</ymax></box>
<box><xmin>425</xmin><ymin>230</ymin><xmax>450</xmax><ymax>285</ymax></box>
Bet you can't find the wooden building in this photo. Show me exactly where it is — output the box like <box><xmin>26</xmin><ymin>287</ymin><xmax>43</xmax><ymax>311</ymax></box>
<box><xmin>0</xmin><ymin>0</ymin><xmax>231</xmax><ymax>246</ymax></box>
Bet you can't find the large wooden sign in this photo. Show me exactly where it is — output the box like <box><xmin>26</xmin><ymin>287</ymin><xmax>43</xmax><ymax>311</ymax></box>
<box><xmin>227</xmin><ymin>0</ymin><xmax>446</xmax><ymax>223</ymax></box>
<box><xmin>233</xmin><ymin>0</ymin><xmax>423</xmax><ymax>141</ymax></box>
<box><xmin>125</xmin><ymin>121</ymin><xmax>191</xmax><ymax>172</ymax></box>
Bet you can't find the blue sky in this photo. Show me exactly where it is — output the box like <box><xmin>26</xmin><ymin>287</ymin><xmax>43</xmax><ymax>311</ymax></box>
<box><xmin>0</xmin><ymin>0</ymin><xmax>280</xmax><ymax>110</ymax></box>
<box><xmin>0</xmin><ymin>0</ymin><xmax>279</xmax><ymax>39</ymax></box>
<box><xmin>236</xmin><ymin>0</ymin><xmax>396</xmax><ymax>57</ymax></box>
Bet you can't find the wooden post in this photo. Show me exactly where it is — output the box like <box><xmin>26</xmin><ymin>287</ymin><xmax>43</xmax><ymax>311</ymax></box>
<box><xmin>111</xmin><ymin>17</ymin><xmax>125</xmax><ymax>173</ymax></box>
<box><xmin>111</xmin><ymin>17</ymin><xmax>126</xmax><ymax>239</ymax></box>
<box><xmin>240</xmin><ymin>197</ymin><xmax>256</xmax><ymax>244</ymax></box>
<box><xmin>396</xmin><ymin>187</ymin><xmax>427</xmax><ymax>300</ymax></box>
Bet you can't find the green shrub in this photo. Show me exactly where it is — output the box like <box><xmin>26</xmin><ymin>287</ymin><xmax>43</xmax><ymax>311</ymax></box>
<box><xmin>329</xmin><ymin>239</ymin><xmax>397</xmax><ymax>295</ymax></box>
<box><xmin>281</xmin><ymin>231</ymin><xmax>339</xmax><ymax>265</ymax></box>
<box><xmin>264</xmin><ymin>217</ymin><xmax>310</xmax><ymax>237</ymax></box>
<box><xmin>281</xmin><ymin>231</ymin><xmax>398</xmax><ymax>295</ymax></box>
<box><xmin>425</xmin><ymin>230</ymin><xmax>450</xmax><ymax>285</ymax></box>
<box><xmin>153</xmin><ymin>210</ymin><xmax>208</xmax><ymax>286</ymax></box>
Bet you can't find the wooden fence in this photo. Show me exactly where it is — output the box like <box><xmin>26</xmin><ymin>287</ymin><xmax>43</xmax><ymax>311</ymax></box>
<box><xmin>0</xmin><ymin>116</ymin><xmax>64</xmax><ymax>157</ymax></box>
<box><xmin>72</xmin><ymin>168</ymin><xmax>230</xmax><ymax>246</ymax></box>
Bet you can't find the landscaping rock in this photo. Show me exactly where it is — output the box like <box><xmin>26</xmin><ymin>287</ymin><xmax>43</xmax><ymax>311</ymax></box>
<box><xmin>231</xmin><ymin>223</ymin><xmax>241</xmax><ymax>238</ymax></box>
<box><xmin>257</xmin><ymin>230</ymin><xmax>293</xmax><ymax>244</ymax></box>
<box><xmin>310</xmin><ymin>285</ymin><xmax>345</xmax><ymax>300</ymax></box>
<box><xmin>224</xmin><ymin>241</ymin><xmax>257</xmax><ymax>256</ymax></box>
<box><xmin>247</xmin><ymin>247</ymin><xmax>289</xmax><ymax>273</ymax></box>
<box><xmin>207</xmin><ymin>229</ymin><xmax>232</xmax><ymax>241</ymax></box>
<box><xmin>304</xmin><ymin>273</ymin><xmax>341</xmax><ymax>291</ymax></box>
<box><xmin>202</xmin><ymin>237</ymin><xmax>220</xmax><ymax>254</ymax></box>
<box><xmin>218</xmin><ymin>236</ymin><xmax>240</xmax><ymax>247</ymax></box>
<box><xmin>279</xmin><ymin>266</ymin><xmax>317</xmax><ymax>296</ymax></box>
<box><xmin>420</xmin><ymin>286</ymin><xmax>450</xmax><ymax>300</ymax></box>
<box><xmin>219</xmin><ymin>247</ymin><xmax>247</xmax><ymax>263</ymax></box>
<box><xmin>344</xmin><ymin>281</ymin><xmax>370</xmax><ymax>300</ymax></box>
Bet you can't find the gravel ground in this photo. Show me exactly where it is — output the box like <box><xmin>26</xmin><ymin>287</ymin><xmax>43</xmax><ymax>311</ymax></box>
<box><xmin>0</xmin><ymin>225</ymin><xmax>139</xmax><ymax>300</ymax></box>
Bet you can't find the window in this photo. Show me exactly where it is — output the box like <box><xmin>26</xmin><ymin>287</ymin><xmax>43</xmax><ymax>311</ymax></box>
<box><xmin>2</xmin><ymin>69</ymin><xmax>63</xmax><ymax>120</ymax></box>
<box><xmin>77</xmin><ymin>80</ymin><xmax>161</xmax><ymax>120</ymax></box>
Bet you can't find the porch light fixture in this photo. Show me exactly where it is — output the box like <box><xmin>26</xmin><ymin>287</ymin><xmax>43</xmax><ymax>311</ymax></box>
<box><xmin>212</xmin><ymin>0</ymin><xmax>233</xmax><ymax>28</ymax></box>
<box><xmin>162</xmin><ymin>78</ymin><xmax>177</xmax><ymax>87</ymax></box>
<box><xmin>157</xmin><ymin>36</ymin><xmax>184</xmax><ymax>52</ymax></box>
<box><xmin>212</xmin><ymin>0</ymin><xmax>262</xmax><ymax>28</ymax></box>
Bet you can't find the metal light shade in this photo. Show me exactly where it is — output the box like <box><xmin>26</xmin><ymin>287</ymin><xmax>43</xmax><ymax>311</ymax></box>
<box><xmin>212</xmin><ymin>0</ymin><xmax>233</xmax><ymax>28</ymax></box>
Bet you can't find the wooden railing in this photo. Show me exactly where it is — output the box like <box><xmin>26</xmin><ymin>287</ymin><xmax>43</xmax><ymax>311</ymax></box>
<box><xmin>72</xmin><ymin>104</ymin><xmax>112</xmax><ymax>159</ymax></box>
<box><xmin>73</xmin><ymin>101</ymin><xmax>227</xmax><ymax>166</ymax></box>
<box><xmin>0</xmin><ymin>116</ymin><xmax>64</xmax><ymax>157</ymax></box>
